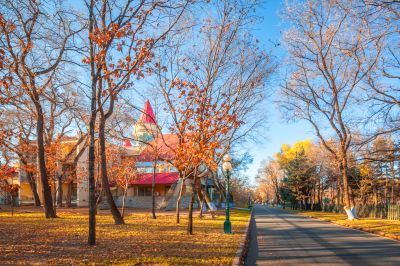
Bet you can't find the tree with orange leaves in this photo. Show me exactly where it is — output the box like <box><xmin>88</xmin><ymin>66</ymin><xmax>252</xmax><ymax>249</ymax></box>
<box><xmin>85</xmin><ymin>0</ymin><xmax>192</xmax><ymax>244</ymax></box>
<box><xmin>106</xmin><ymin>145</ymin><xmax>138</xmax><ymax>218</ymax></box>
<box><xmin>154</xmin><ymin>0</ymin><xmax>274</xmax><ymax>233</ymax></box>
<box><xmin>0</xmin><ymin>0</ymin><xmax>82</xmax><ymax>218</ymax></box>
<box><xmin>170</xmin><ymin>79</ymin><xmax>240</xmax><ymax>235</ymax></box>
<box><xmin>0</xmin><ymin>150</ymin><xmax>18</xmax><ymax>215</ymax></box>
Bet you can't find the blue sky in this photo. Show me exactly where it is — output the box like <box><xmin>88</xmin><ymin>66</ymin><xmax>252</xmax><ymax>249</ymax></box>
<box><xmin>64</xmin><ymin>0</ymin><xmax>316</xmax><ymax>184</ymax></box>
<box><xmin>243</xmin><ymin>1</ymin><xmax>315</xmax><ymax>185</ymax></box>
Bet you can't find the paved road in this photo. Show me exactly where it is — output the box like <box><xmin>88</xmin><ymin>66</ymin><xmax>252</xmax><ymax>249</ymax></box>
<box><xmin>245</xmin><ymin>205</ymin><xmax>400</xmax><ymax>265</ymax></box>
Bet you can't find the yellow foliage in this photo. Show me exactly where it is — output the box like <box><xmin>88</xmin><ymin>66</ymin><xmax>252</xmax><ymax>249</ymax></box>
<box><xmin>60</xmin><ymin>141</ymin><xmax>76</xmax><ymax>157</ymax></box>
<box><xmin>359</xmin><ymin>164</ymin><xmax>371</xmax><ymax>178</ymax></box>
<box><xmin>276</xmin><ymin>139</ymin><xmax>313</xmax><ymax>164</ymax></box>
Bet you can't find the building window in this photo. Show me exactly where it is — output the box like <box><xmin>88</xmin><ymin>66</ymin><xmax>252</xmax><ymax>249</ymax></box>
<box><xmin>138</xmin><ymin>186</ymin><xmax>152</xmax><ymax>196</ymax></box>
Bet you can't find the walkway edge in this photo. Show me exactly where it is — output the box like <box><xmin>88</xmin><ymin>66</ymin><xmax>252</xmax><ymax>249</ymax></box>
<box><xmin>288</xmin><ymin>210</ymin><xmax>400</xmax><ymax>242</ymax></box>
<box><xmin>329</xmin><ymin>220</ymin><xmax>400</xmax><ymax>242</ymax></box>
<box><xmin>232</xmin><ymin>209</ymin><xmax>253</xmax><ymax>266</ymax></box>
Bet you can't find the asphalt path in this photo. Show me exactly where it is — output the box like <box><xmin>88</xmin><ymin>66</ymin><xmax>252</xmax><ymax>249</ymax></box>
<box><xmin>245</xmin><ymin>205</ymin><xmax>400</xmax><ymax>266</ymax></box>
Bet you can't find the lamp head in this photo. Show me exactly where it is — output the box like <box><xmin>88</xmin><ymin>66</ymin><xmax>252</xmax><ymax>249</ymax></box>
<box><xmin>223</xmin><ymin>154</ymin><xmax>232</xmax><ymax>162</ymax></box>
<box><xmin>222</xmin><ymin>161</ymin><xmax>232</xmax><ymax>172</ymax></box>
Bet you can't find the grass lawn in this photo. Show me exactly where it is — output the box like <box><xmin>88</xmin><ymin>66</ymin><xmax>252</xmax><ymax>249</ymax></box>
<box><xmin>0</xmin><ymin>207</ymin><xmax>250</xmax><ymax>265</ymax></box>
<box><xmin>283</xmin><ymin>208</ymin><xmax>400</xmax><ymax>237</ymax></box>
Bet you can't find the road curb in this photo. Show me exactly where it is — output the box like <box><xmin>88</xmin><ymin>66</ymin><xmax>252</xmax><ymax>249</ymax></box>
<box><xmin>296</xmin><ymin>212</ymin><xmax>400</xmax><ymax>242</ymax></box>
<box><xmin>275</xmin><ymin>207</ymin><xmax>400</xmax><ymax>242</ymax></box>
<box><xmin>232</xmin><ymin>209</ymin><xmax>253</xmax><ymax>266</ymax></box>
<box><xmin>328</xmin><ymin>220</ymin><xmax>400</xmax><ymax>242</ymax></box>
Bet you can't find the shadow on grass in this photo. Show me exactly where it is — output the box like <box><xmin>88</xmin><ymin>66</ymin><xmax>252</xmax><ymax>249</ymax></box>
<box><xmin>0</xmin><ymin>209</ymin><xmax>250</xmax><ymax>265</ymax></box>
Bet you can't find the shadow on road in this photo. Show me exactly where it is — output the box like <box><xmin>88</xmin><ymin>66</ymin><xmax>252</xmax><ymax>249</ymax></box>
<box><xmin>245</xmin><ymin>205</ymin><xmax>400</xmax><ymax>266</ymax></box>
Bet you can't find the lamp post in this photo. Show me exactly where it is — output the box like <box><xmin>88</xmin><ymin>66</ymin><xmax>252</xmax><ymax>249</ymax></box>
<box><xmin>222</xmin><ymin>154</ymin><xmax>232</xmax><ymax>234</ymax></box>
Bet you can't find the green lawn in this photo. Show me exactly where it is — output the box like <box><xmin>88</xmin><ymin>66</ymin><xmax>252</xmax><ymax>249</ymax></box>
<box><xmin>0</xmin><ymin>208</ymin><xmax>251</xmax><ymax>265</ymax></box>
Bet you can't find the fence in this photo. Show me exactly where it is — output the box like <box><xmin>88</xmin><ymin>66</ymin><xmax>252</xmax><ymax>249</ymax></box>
<box><xmin>388</xmin><ymin>204</ymin><xmax>400</xmax><ymax>220</ymax></box>
<box><xmin>322</xmin><ymin>203</ymin><xmax>400</xmax><ymax>220</ymax></box>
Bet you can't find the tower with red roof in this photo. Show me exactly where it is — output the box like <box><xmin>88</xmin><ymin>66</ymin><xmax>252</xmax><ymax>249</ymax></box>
<box><xmin>132</xmin><ymin>100</ymin><xmax>159</xmax><ymax>147</ymax></box>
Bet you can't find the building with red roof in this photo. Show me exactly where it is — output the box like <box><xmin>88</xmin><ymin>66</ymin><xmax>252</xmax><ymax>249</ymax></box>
<box><xmin>13</xmin><ymin>100</ymin><xmax>216</xmax><ymax>210</ymax></box>
<box><xmin>100</xmin><ymin>100</ymin><xmax>184</xmax><ymax>209</ymax></box>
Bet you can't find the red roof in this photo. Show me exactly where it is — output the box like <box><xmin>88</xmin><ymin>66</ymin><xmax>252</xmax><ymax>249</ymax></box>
<box><xmin>136</xmin><ymin>133</ymin><xmax>178</xmax><ymax>162</ymax></box>
<box><xmin>129</xmin><ymin>172</ymin><xmax>179</xmax><ymax>185</ymax></box>
<box><xmin>0</xmin><ymin>166</ymin><xmax>16</xmax><ymax>177</ymax></box>
<box><xmin>138</xmin><ymin>100</ymin><xmax>156</xmax><ymax>124</ymax></box>
<box><xmin>124</xmin><ymin>139</ymin><xmax>132</xmax><ymax>147</ymax></box>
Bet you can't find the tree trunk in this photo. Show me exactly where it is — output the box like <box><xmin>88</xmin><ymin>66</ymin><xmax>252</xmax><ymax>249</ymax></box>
<box><xmin>310</xmin><ymin>187</ymin><xmax>314</xmax><ymax>210</ymax></box>
<box><xmin>88</xmin><ymin>0</ymin><xmax>97</xmax><ymax>245</ymax></box>
<box><xmin>319</xmin><ymin>179</ymin><xmax>323</xmax><ymax>207</ymax></box>
<box><xmin>95</xmin><ymin>188</ymin><xmax>103</xmax><ymax>215</ymax></box>
<box><xmin>349</xmin><ymin>186</ymin><xmax>356</xmax><ymax>208</ymax></box>
<box><xmin>187</xmin><ymin>189</ymin><xmax>194</xmax><ymax>235</ymax></box>
<box><xmin>391</xmin><ymin>178</ymin><xmax>395</xmax><ymax>204</ymax></box>
<box><xmin>391</xmin><ymin>164</ymin><xmax>395</xmax><ymax>204</ymax></box>
<box><xmin>88</xmin><ymin>123</ymin><xmax>96</xmax><ymax>245</ymax></box>
<box><xmin>53</xmin><ymin>176</ymin><xmax>57</xmax><ymax>215</ymax></box>
<box><xmin>336</xmin><ymin>178</ymin><xmax>341</xmax><ymax>207</ymax></box>
<box><xmin>384</xmin><ymin>174</ymin><xmax>389</xmax><ymax>204</ymax></box>
<box><xmin>196</xmin><ymin>184</ymin><xmax>204</xmax><ymax>218</ymax></box>
<box><xmin>152</xmin><ymin>161</ymin><xmax>157</xmax><ymax>219</ymax></box>
<box><xmin>66</xmin><ymin>180</ymin><xmax>73</xmax><ymax>208</ymax></box>
<box><xmin>35</xmin><ymin>102</ymin><xmax>56</xmax><ymax>218</ymax></box>
<box><xmin>198</xmin><ymin>188</ymin><xmax>205</xmax><ymax>219</ymax></box>
<box><xmin>10</xmin><ymin>194</ymin><xmax>14</xmax><ymax>216</ymax></box>
<box><xmin>121</xmin><ymin>186</ymin><xmax>127</xmax><ymax>218</ymax></box>
<box><xmin>57</xmin><ymin>175</ymin><xmax>63</xmax><ymax>207</ymax></box>
<box><xmin>99</xmin><ymin>117</ymin><xmax>124</xmax><ymax>225</ymax></box>
<box><xmin>176</xmin><ymin>177</ymin><xmax>185</xmax><ymax>224</ymax></box>
<box><xmin>187</xmin><ymin>172</ymin><xmax>197</xmax><ymax>235</ymax></box>
<box><xmin>373</xmin><ymin>182</ymin><xmax>378</xmax><ymax>218</ymax></box>
<box><xmin>341</xmin><ymin>159</ymin><xmax>356</xmax><ymax>220</ymax></box>
<box><xmin>26</xmin><ymin>171</ymin><xmax>41</xmax><ymax>206</ymax></box>
<box><xmin>199</xmin><ymin>199</ymin><xmax>205</xmax><ymax>218</ymax></box>
<box><xmin>274</xmin><ymin>182</ymin><xmax>281</xmax><ymax>205</ymax></box>
<box><xmin>204</xmin><ymin>191</ymin><xmax>216</xmax><ymax>218</ymax></box>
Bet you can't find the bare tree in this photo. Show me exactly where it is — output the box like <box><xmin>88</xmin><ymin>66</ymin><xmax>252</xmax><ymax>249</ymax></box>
<box><xmin>280</xmin><ymin>0</ymin><xmax>382</xmax><ymax>219</ymax></box>
<box><xmin>0</xmin><ymin>108</ymin><xmax>41</xmax><ymax>206</ymax></box>
<box><xmin>362</xmin><ymin>1</ymin><xmax>400</xmax><ymax>137</ymax></box>
<box><xmin>258</xmin><ymin>159</ymin><xmax>283</xmax><ymax>205</ymax></box>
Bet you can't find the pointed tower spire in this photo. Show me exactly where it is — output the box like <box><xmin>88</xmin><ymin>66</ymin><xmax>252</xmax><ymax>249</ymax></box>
<box><xmin>138</xmin><ymin>100</ymin><xmax>156</xmax><ymax>124</ymax></box>
<box><xmin>124</xmin><ymin>139</ymin><xmax>132</xmax><ymax>147</ymax></box>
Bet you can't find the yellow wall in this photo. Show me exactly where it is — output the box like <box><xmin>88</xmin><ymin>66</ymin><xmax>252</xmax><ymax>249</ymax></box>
<box><xmin>21</xmin><ymin>181</ymin><xmax>73</xmax><ymax>203</ymax></box>
<box><xmin>19</xmin><ymin>183</ymin><xmax>35</xmax><ymax>201</ymax></box>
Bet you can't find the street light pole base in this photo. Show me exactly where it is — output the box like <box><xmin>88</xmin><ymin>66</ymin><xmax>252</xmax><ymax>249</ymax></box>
<box><xmin>224</xmin><ymin>220</ymin><xmax>232</xmax><ymax>234</ymax></box>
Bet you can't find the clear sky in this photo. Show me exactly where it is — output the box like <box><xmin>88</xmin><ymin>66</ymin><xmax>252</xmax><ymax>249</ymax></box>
<box><xmin>64</xmin><ymin>0</ymin><xmax>316</xmax><ymax>184</ymax></box>
<box><xmin>243</xmin><ymin>1</ymin><xmax>315</xmax><ymax>185</ymax></box>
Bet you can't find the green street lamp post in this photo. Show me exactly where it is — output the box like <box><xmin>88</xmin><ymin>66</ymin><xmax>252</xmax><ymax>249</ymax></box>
<box><xmin>222</xmin><ymin>154</ymin><xmax>233</xmax><ymax>234</ymax></box>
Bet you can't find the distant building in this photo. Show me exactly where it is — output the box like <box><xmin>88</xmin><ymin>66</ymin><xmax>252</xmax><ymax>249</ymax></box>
<box><xmin>14</xmin><ymin>100</ymin><xmax>219</xmax><ymax>210</ymax></box>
